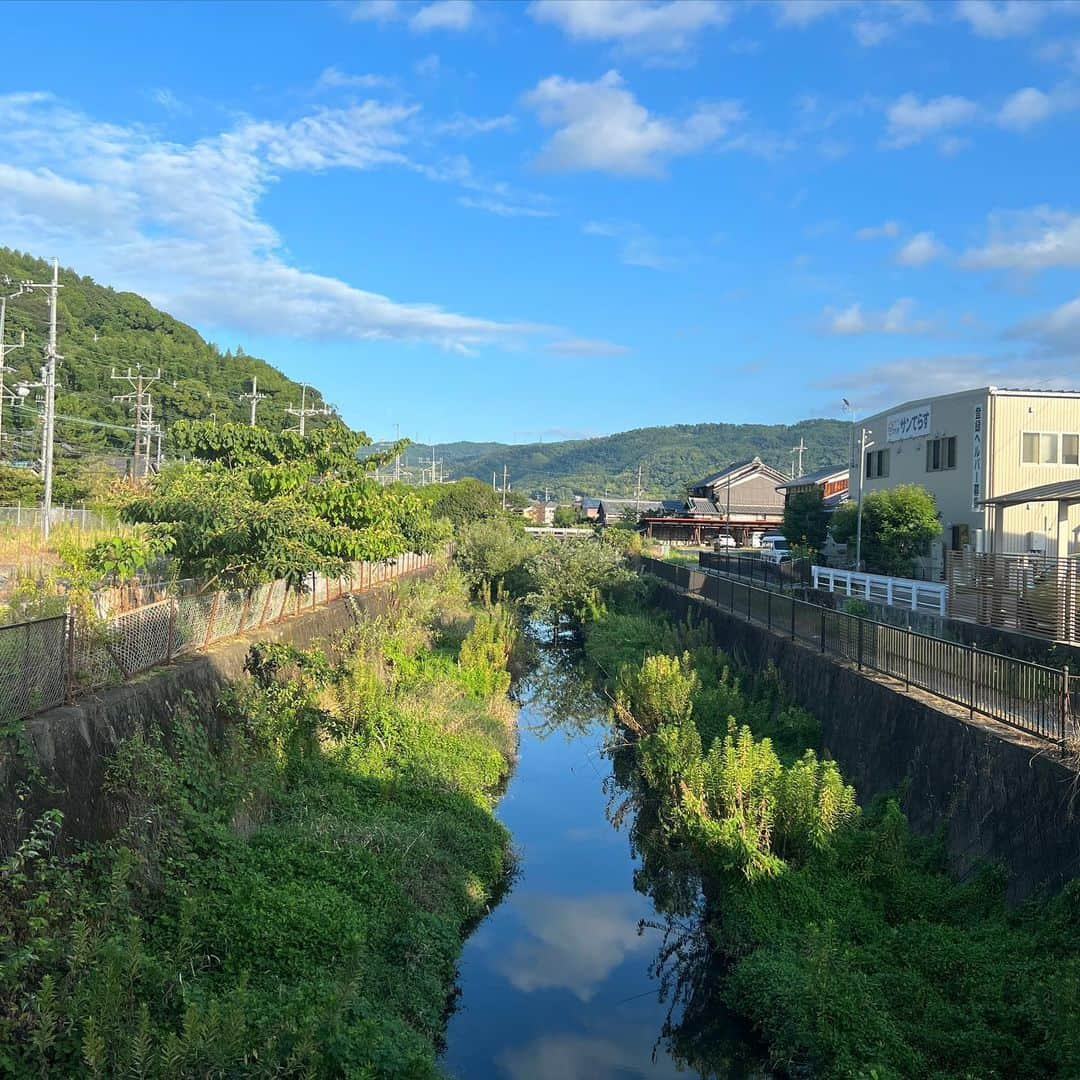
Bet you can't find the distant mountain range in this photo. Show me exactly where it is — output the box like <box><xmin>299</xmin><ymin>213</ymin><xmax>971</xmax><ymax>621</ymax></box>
<box><xmin>403</xmin><ymin>420</ymin><xmax>853</xmax><ymax>500</ymax></box>
<box><xmin>1</xmin><ymin>248</ymin><xmax>851</xmax><ymax>505</ymax></box>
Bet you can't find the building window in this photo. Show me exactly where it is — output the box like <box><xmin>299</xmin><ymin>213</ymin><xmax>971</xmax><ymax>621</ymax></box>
<box><xmin>926</xmin><ymin>436</ymin><xmax>957</xmax><ymax>472</ymax></box>
<box><xmin>865</xmin><ymin>448</ymin><xmax>889</xmax><ymax>479</ymax></box>
<box><xmin>1022</xmin><ymin>431</ymin><xmax>1060</xmax><ymax>465</ymax></box>
<box><xmin>1064</xmin><ymin>434</ymin><xmax>1079</xmax><ymax>466</ymax></box>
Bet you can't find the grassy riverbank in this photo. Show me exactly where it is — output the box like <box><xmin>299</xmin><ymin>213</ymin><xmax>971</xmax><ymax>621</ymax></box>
<box><xmin>586</xmin><ymin>595</ymin><xmax>1080</xmax><ymax>1079</ymax></box>
<box><xmin>0</xmin><ymin>568</ymin><xmax>517</xmax><ymax>1077</ymax></box>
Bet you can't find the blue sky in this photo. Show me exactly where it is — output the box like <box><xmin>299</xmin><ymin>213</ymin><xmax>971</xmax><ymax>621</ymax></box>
<box><xmin>2</xmin><ymin>0</ymin><xmax>1079</xmax><ymax>445</ymax></box>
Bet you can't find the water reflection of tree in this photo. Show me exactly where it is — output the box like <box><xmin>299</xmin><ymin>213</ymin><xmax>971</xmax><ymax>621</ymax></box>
<box><xmin>606</xmin><ymin>744</ymin><xmax>770</xmax><ymax>1079</ymax></box>
<box><xmin>518</xmin><ymin>638</ymin><xmax>611</xmax><ymax>742</ymax></box>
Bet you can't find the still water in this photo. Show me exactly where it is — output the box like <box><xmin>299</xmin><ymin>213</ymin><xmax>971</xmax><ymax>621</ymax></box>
<box><xmin>441</xmin><ymin>643</ymin><xmax>764</xmax><ymax>1080</ymax></box>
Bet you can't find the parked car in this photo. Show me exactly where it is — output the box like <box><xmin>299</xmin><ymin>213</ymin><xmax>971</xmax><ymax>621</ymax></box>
<box><xmin>759</xmin><ymin>534</ymin><xmax>792</xmax><ymax>565</ymax></box>
<box><xmin>712</xmin><ymin>533</ymin><xmax>737</xmax><ymax>550</ymax></box>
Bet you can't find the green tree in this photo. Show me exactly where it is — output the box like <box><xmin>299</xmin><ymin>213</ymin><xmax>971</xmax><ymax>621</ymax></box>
<box><xmin>454</xmin><ymin>519</ymin><xmax>536</xmax><ymax>602</ymax></box>
<box><xmin>831</xmin><ymin>484</ymin><xmax>941</xmax><ymax>576</ymax></box>
<box><xmin>782</xmin><ymin>490</ymin><xmax>829</xmax><ymax>552</ymax></box>
<box><xmin>0</xmin><ymin>464</ymin><xmax>42</xmax><ymax>505</ymax></box>
<box><xmin>526</xmin><ymin>539</ymin><xmax>634</xmax><ymax>630</ymax></box>
<box><xmin>553</xmin><ymin>505</ymin><xmax>578</xmax><ymax>528</ymax></box>
<box><xmin>121</xmin><ymin>421</ymin><xmax>442</xmax><ymax>587</ymax></box>
<box><xmin>417</xmin><ymin>478</ymin><xmax>506</xmax><ymax>527</ymax></box>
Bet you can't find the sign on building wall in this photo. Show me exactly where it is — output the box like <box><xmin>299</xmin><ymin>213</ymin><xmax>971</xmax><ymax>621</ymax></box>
<box><xmin>972</xmin><ymin>405</ymin><xmax>983</xmax><ymax>509</ymax></box>
<box><xmin>887</xmin><ymin>405</ymin><xmax>932</xmax><ymax>442</ymax></box>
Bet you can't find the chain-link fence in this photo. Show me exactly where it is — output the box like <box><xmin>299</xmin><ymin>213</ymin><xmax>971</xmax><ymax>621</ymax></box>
<box><xmin>0</xmin><ymin>553</ymin><xmax>436</xmax><ymax>723</ymax></box>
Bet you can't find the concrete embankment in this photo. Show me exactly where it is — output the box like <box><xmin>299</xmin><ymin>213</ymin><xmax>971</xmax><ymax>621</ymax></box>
<box><xmin>655</xmin><ymin>583</ymin><xmax>1080</xmax><ymax>901</ymax></box>
<box><xmin>1</xmin><ymin>577</ymin><xmax>427</xmax><ymax>852</ymax></box>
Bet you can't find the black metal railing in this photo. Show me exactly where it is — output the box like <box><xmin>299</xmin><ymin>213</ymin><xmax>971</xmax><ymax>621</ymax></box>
<box><xmin>698</xmin><ymin>549</ymin><xmax>812</xmax><ymax>590</ymax></box>
<box><xmin>642</xmin><ymin>556</ymin><xmax>1075</xmax><ymax>744</ymax></box>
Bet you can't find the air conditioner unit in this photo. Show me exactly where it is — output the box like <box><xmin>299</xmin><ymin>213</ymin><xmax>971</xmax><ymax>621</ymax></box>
<box><xmin>1026</xmin><ymin>531</ymin><xmax>1047</xmax><ymax>553</ymax></box>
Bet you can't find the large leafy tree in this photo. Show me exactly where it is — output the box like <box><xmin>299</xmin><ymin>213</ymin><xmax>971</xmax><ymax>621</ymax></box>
<box><xmin>416</xmin><ymin>478</ymin><xmax>507</xmax><ymax>527</ymax></box>
<box><xmin>782</xmin><ymin>490</ymin><xmax>829</xmax><ymax>553</ymax></box>
<box><xmin>830</xmin><ymin>484</ymin><xmax>941</xmax><ymax>576</ymax></box>
<box><xmin>526</xmin><ymin>539</ymin><xmax>635</xmax><ymax>630</ymax></box>
<box><xmin>121</xmin><ymin>421</ymin><xmax>444</xmax><ymax>587</ymax></box>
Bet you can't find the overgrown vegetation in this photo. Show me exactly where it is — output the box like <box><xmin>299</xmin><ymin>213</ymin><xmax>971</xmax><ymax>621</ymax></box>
<box><xmin>586</xmin><ymin>591</ymin><xmax>1080</xmax><ymax>1079</ymax></box>
<box><xmin>0</xmin><ymin>568</ymin><xmax>519</xmax><ymax>1076</ymax></box>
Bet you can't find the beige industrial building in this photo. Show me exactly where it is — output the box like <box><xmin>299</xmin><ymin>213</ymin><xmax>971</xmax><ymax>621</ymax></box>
<box><xmin>850</xmin><ymin>387</ymin><xmax>1080</xmax><ymax>577</ymax></box>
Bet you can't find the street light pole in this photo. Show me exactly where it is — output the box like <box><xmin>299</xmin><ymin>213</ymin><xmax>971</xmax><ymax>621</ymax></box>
<box><xmin>855</xmin><ymin>426</ymin><xmax>874</xmax><ymax>572</ymax></box>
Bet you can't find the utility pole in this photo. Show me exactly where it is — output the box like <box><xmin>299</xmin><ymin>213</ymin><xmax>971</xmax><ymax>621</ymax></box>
<box><xmin>393</xmin><ymin>424</ymin><xmax>402</xmax><ymax>483</ymax></box>
<box><xmin>0</xmin><ymin>293</ymin><xmax>27</xmax><ymax>458</ymax></box>
<box><xmin>10</xmin><ymin>260</ymin><xmax>63</xmax><ymax>536</ymax></box>
<box><xmin>502</xmin><ymin>464</ymin><xmax>508</xmax><ymax>510</ymax></box>
<box><xmin>855</xmin><ymin>426</ymin><xmax>874</xmax><ymax>572</ymax></box>
<box><xmin>285</xmin><ymin>384</ymin><xmax>329</xmax><ymax>437</ymax></box>
<box><xmin>112</xmin><ymin>365</ymin><xmax>162</xmax><ymax>481</ymax></box>
<box><xmin>791</xmin><ymin>437</ymin><xmax>806</xmax><ymax>477</ymax></box>
<box><xmin>635</xmin><ymin>462</ymin><xmax>644</xmax><ymax>515</ymax></box>
<box><xmin>239</xmin><ymin>375</ymin><xmax>268</xmax><ymax>427</ymax></box>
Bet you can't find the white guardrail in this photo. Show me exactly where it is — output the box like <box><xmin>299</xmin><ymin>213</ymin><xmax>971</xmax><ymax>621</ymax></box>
<box><xmin>811</xmin><ymin>565</ymin><xmax>947</xmax><ymax>616</ymax></box>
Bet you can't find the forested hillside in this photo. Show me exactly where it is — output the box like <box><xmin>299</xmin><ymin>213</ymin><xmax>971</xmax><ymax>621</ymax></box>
<box><xmin>0</xmin><ymin>249</ymin><xmax>330</xmax><ymax>501</ymax></box>
<box><xmin>412</xmin><ymin>419</ymin><xmax>853</xmax><ymax>499</ymax></box>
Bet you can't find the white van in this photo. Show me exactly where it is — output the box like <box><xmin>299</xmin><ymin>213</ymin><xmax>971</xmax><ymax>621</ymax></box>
<box><xmin>759</xmin><ymin>534</ymin><xmax>791</xmax><ymax>565</ymax></box>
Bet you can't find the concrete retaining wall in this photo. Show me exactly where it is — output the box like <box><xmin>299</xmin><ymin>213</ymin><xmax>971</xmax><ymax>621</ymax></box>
<box><xmin>656</xmin><ymin>585</ymin><xmax>1080</xmax><ymax>900</ymax></box>
<box><xmin>0</xmin><ymin>579</ymin><xmax>423</xmax><ymax>853</ymax></box>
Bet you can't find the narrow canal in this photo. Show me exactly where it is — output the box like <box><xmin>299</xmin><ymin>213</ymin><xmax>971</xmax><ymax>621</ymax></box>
<box><xmin>441</xmin><ymin>641</ymin><xmax>766</xmax><ymax>1079</ymax></box>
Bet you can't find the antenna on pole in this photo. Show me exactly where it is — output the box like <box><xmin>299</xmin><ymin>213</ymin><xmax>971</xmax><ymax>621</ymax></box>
<box><xmin>240</xmin><ymin>375</ymin><xmax>268</xmax><ymax>427</ymax></box>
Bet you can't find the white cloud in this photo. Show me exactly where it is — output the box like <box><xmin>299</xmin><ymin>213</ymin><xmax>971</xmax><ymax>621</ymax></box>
<box><xmin>346</xmin><ymin>0</ymin><xmax>475</xmax><ymax>31</ymax></box>
<box><xmin>435</xmin><ymin>113</ymin><xmax>516</xmax><ymax>136</ymax></box>
<box><xmin>997</xmin><ymin>84</ymin><xmax>1080</xmax><ymax>129</ymax></box>
<box><xmin>544</xmin><ymin>336</ymin><xmax>630</xmax><ymax>357</ymax></box>
<box><xmin>814</xmin><ymin>354</ymin><xmax>1073</xmax><ymax>411</ymax></box>
<box><xmin>414</xmin><ymin>53</ymin><xmax>442</xmax><ymax>77</ymax></box>
<box><xmin>583</xmin><ymin>220</ymin><xmax>681</xmax><ymax>269</ymax></box>
<box><xmin>410</xmin><ymin>0</ymin><xmax>475</xmax><ymax>32</ymax></box>
<box><xmin>528</xmin><ymin>0</ymin><xmax>728</xmax><ymax>58</ymax></box>
<box><xmin>856</xmin><ymin>219</ymin><xmax>901</xmax><ymax>239</ymax></box>
<box><xmin>998</xmin><ymin>87</ymin><xmax>1052</xmax><ymax>129</ymax></box>
<box><xmin>457</xmin><ymin>195</ymin><xmax>554</xmax><ymax>217</ymax></box>
<box><xmin>884</xmin><ymin>92</ymin><xmax>979</xmax><ymax>148</ymax></box>
<box><xmin>895</xmin><ymin>231</ymin><xmax>945</xmax><ymax>266</ymax></box>
<box><xmin>824</xmin><ymin>297</ymin><xmax>935</xmax><ymax>335</ymax></box>
<box><xmin>348</xmin><ymin>0</ymin><xmax>402</xmax><ymax>23</ymax></box>
<box><xmin>773</xmin><ymin>0</ymin><xmax>845</xmax><ymax>27</ymax></box>
<box><xmin>0</xmin><ymin>91</ymin><xmax>551</xmax><ymax>352</ymax></box>
<box><xmin>151</xmin><ymin>88</ymin><xmax>190</xmax><ymax>116</ymax></box>
<box><xmin>961</xmin><ymin>207</ymin><xmax>1080</xmax><ymax>270</ymax></box>
<box><xmin>314</xmin><ymin>67</ymin><xmax>395</xmax><ymax>92</ymax></box>
<box><xmin>955</xmin><ymin>0</ymin><xmax>1049</xmax><ymax>38</ymax></box>
<box><xmin>1010</xmin><ymin>294</ymin><xmax>1080</xmax><ymax>352</ymax></box>
<box><xmin>774</xmin><ymin>0</ymin><xmax>932</xmax><ymax>43</ymax></box>
<box><xmin>522</xmin><ymin>69</ymin><xmax>741</xmax><ymax>176</ymax></box>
